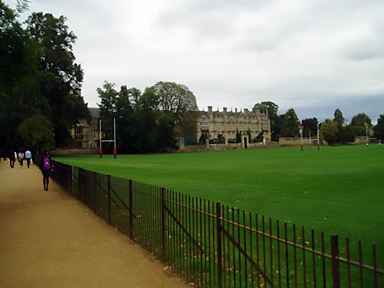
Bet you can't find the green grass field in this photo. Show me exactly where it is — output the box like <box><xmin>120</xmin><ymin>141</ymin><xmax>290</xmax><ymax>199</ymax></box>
<box><xmin>55</xmin><ymin>144</ymin><xmax>383</xmax><ymax>257</ymax></box>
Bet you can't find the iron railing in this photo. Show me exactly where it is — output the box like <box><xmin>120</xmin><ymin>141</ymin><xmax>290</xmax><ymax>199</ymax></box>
<box><xmin>48</xmin><ymin>159</ymin><xmax>383</xmax><ymax>287</ymax></box>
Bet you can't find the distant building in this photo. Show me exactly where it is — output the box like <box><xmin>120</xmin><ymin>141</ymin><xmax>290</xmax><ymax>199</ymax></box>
<box><xmin>71</xmin><ymin>108</ymin><xmax>100</xmax><ymax>149</ymax></box>
<box><xmin>197</xmin><ymin>106</ymin><xmax>271</xmax><ymax>143</ymax></box>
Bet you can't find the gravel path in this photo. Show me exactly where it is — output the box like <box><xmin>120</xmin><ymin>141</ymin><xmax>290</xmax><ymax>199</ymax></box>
<box><xmin>0</xmin><ymin>160</ymin><xmax>187</xmax><ymax>288</ymax></box>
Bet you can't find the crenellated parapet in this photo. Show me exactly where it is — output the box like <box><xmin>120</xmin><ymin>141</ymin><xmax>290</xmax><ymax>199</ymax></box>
<box><xmin>197</xmin><ymin>106</ymin><xmax>271</xmax><ymax>144</ymax></box>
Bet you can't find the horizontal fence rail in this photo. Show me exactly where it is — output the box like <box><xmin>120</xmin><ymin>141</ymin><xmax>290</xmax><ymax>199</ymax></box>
<box><xmin>48</xmin><ymin>159</ymin><xmax>383</xmax><ymax>287</ymax></box>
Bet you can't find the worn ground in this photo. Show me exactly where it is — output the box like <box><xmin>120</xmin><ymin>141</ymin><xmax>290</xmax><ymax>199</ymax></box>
<box><xmin>0</xmin><ymin>160</ymin><xmax>188</xmax><ymax>288</ymax></box>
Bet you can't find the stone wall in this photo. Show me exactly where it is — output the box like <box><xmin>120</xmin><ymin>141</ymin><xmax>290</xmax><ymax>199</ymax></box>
<box><xmin>279</xmin><ymin>137</ymin><xmax>324</xmax><ymax>147</ymax></box>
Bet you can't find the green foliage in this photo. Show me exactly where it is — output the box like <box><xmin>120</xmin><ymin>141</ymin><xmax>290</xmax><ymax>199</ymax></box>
<box><xmin>97</xmin><ymin>81</ymin><xmax>180</xmax><ymax>153</ymax></box>
<box><xmin>19</xmin><ymin>114</ymin><xmax>55</xmax><ymax>151</ymax></box>
<box><xmin>199</xmin><ymin>131</ymin><xmax>209</xmax><ymax>144</ymax></box>
<box><xmin>147</xmin><ymin>81</ymin><xmax>198</xmax><ymax>140</ymax></box>
<box><xmin>301</xmin><ymin>118</ymin><xmax>318</xmax><ymax>137</ymax></box>
<box><xmin>342</xmin><ymin>125</ymin><xmax>356</xmax><ymax>144</ymax></box>
<box><xmin>333</xmin><ymin>108</ymin><xmax>345</xmax><ymax>127</ymax></box>
<box><xmin>0</xmin><ymin>2</ymin><xmax>46</xmax><ymax>147</ymax></box>
<box><xmin>0</xmin><ymin>4</ymin><xmax>89</xmax><ymax>149</ymax></box>
<box><xmin>236</xmin><ymin>129</ymin><xmax>241</xmax><ymax>143</ymax></box>
<box><xmin>281</xmin><ymin>108</ymin><xmax>299</xmax><ymax>137</ymax></box>
<box><xmin>373</xmin><ymin>114</ymin><xmax>384</xmax><ymax>140</ymax></box>
<box><xmin>321</xmin><ymin>119</ymin><xmax>339</xmax><ymax>145</ymax></box>
<box><xmin>253</xmin><ymin>101</ymin><xmax>280</xmax><ymax>141</ymax></box>
<box><xmin>26</xmin><ymin>12</ymin><xmax>90</xmax><ymax>147</ymax></box>
<box><xmin>351</xmin><ymin>113</ymin><xmax>371</xmax><ymax>136</ymax></box>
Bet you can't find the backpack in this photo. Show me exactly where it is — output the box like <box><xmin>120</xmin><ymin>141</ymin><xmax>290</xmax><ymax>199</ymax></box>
<box><xmin>43</xmin><ymin>156</ymin><xmax>50</xmax><ymax>170</ymax></box>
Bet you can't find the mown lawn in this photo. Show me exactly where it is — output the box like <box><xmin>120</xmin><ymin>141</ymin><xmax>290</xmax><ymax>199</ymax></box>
<box><xmin>55</xmin><ymin>144</ymin><xmax>384</xmax><ymax>259</ymax></box>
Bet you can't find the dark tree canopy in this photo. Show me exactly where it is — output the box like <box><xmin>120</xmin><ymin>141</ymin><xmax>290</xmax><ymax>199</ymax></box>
<box><xmin>0</xmin><ymin>4</ymin><xmax>89</xmax><ymax>150</ymax></box>
<box><xmin>253</xmin><ymin>101</ymin><xmax>280</xmax><ymax>140</ymax></box>
<box><xmin>281</xmin><ymin>108</ymin><xmax>300</xmax><ymax>137</ymax></box>
<box><xmin>301</xmin><ymin>118</ymin><xmax>318</xmax><ymax>137</ymax></box>
<box><xmin>373</xmin><ymin>114</ymin><xmax>384</xmax><ymax>140</ymax></box>
<box><xmin>147</xmin><ymin>81</ymin><xmax>198</xmax><ymax>140</ymax></box>
<box><xmin>26</xmin><ymin>12</ymin><xmax>90</xmax><ymax>147</ymax></box>
<box><xmin>333</xmin><ymin>108</ymin><xmax>344</xmax><ymax>128</ymax></box>
<box><xmin>321</xmin><ymin>119</ymin><xmax>339</xmax><ymax>145</ymax></box>
<box><xmin>351</xmin><ymin>113</ymin><xmax>371</xmax><ymax>136</ymax></box>
<box><xmin>97</xmin><ymin>81</ymin><xmax>179</xmax><ymax>154</ymax></box>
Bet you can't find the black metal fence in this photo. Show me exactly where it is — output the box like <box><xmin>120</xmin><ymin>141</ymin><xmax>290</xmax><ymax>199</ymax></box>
<box><xmin>49</xmin><ymin>160</ymin><xmax>383</xmax><ymax>287</ymax></box>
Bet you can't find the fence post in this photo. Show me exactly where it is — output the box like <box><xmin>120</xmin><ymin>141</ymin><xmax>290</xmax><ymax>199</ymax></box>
<box><xmin>94</xmin><ymin>172</ymin><xmax>97</xmax><ymax>212</ymax></box>
<box><xmin>216</xmin><ymin>202</ymin><xmax>223</xmax><ymax>288</ymax></box>
<box><xmin>161</xmin><ymin>187</ymin><xmax>166</xmax><ymax>263</ymax></box>
<box><xmin>107</xmin><ymin>175</ymin><xmax>111</xmax><ymax>225</ymax></box>
<box><xmin>129</xmin><ymin>179</ymin><xmax>133</xmax><ymax>240</ymax></box>
<box><xmin>331</xmin><ymin>234</ymin><xmax>340</xmax><ymax>288</ymax></box>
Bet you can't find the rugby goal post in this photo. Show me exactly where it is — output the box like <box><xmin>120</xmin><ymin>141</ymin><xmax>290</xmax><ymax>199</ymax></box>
<box><xmin>99</xmin><ymin>118</ymin><xmax>117</xmax><ymax>159</ymax></box>
<box><xmin>300</xmin><ymin>123</ymin><xmax>320</xmax><ymax>151</ymax></box>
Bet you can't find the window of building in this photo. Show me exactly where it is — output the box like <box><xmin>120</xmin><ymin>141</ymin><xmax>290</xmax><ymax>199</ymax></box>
<box><xmin>75</xmin><ymin>127</ymin><xmax>83</xmax><ymax>135</ymax></box>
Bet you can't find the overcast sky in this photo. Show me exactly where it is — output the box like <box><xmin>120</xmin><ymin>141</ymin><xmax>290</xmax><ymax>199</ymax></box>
<box><xmin>7</xmin><ymin>0</ymin><xmax>384</xmax><ymax>123</ymax></box>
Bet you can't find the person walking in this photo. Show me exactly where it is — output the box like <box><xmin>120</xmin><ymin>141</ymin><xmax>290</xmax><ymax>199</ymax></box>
<box><xmin>39</xmin><ymin>151</ymin><xmax>53</xmax><ymax>191</ymax></box>
<box><xmin>8</xmin><ymin>149</ymin><xmax>16</xmax><ymax>168</ymax></box>
<box><xmin>25</xmin><ymin>149</ymin><xmax>32</xmax><ymax>168</ymax></box>
<box><xmin>18</xmin><ymin>150</ymin><xmax>25</xmax><ymax>168</ymax></box>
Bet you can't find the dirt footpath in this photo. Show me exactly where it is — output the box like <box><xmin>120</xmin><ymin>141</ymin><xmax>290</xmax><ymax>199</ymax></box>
<box><xmin>0</xmin><ymin>160</ymin><xmax>188</xmax><ymax>288</ymax></box>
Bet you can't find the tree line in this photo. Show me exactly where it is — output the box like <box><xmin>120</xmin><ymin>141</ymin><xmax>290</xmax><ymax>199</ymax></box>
<box><xmin>97</xmin><ymin>81</ymin><xmax>198</xmax><ymax>154</ymax></box>
<box><xmin>253</xmin><ymin>101</ymin><xmax>384</xmax><ymax>145</ymax></box>
<box><xmin>0</xmin><ymin>1</ymin><xmax>89</xmax><ymax>153</ymax></box>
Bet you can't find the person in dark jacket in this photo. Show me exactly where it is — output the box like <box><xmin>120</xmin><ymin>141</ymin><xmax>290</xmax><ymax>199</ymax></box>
<box><xmin>8</xmin><ymin>149</ymin><xmax>16</xmax><ymax>168</ymax></box>
<box><xmin>39</xmin><ymin>151</ymin><xmax>53</xmax><ymax>191</ymax></box>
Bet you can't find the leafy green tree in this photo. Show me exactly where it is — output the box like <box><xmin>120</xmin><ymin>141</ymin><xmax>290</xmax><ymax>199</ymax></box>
<box><xmin>253</xmin><ymin>101</ymin><xmax>280</xmax><ymax>141</ymax></box>
<box><xmin>321</xmin><ymin>119</ymin><xmax>339</xmax><ymax>145</ymax></box>
<box><xmin>0</xmin><ymin>2</ymin><xmax>47</xmax><ymax>148</ymax></box>
<box><xmin>342</xmin><ymin>125</ymin><xmax>355</xmax><ymax>144</ymax></box>
<box><xmin>333</xmin><ymin>108</ymin><xmax>345</xmax><ymax>128</ymax></box>
<box><xmin>301</xmin><ymin>118</ymin><xmax>318</xmax><ymax>137</ymax></box>
<box><xmin>97</xmin><ymin>81</ymin><xmax>118</xmax><ymax>141</ymax></box>
<box><xmin>281</xmin><ymin>108</ymin><xmax>300</xmax><ymax>137</ymax></box>
<box><xmin>97</xmin><ymin>81</ymin><xmax>180</xmax><ymax>153</ymax></box>
<box><xmin>236</xmin><ymin>129</ymin><xmax>241</xmax><ymax>143</ymax></box>
<box><xmin>148</xmin><ymin>81</ymin><xmax>198</xmax><ymax>140</ymax></box>
<box><xmin>156</xmin><ymin>113</ymin><xmax>177</xmax><ymax>151</ymax></box>
<box><xmin>350</xmin><ymin>113</ymin><xmax>371</xmax><ymax>136</ymax></box>
<box><xmin>19</xmin><ymin>114</ymin><xmax>55</xmax><ymax>152</ymax></box>
<box><xmin>26</xmin><ymin>12</ymin><xmax>90</xmax><ymax>147</ymax></box>
<box><xmin>373</xmin><ymin>114</ymin><xmax>384</xmax><ymax>140</ymax></box>
<box><xmin>252</xmin><ymin>101</ymin><xmax>278</xmax><ymax>116</ymax></box>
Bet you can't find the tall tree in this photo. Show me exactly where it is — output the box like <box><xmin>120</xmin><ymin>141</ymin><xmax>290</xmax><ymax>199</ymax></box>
<box><xmin>0</xmin><ymin>1</ymin><xmax>47</xmax><ymax>148</ymax></box>
<box><xmin>97</xmin><ymin>81</ymin><xmax>178</xmax><ymax>153</ymax></box>
<box><xmin>253</xmin><ymin>101</ymin><xmax>280</xmax><ymax>141</ymax></box>
<box><xmin>321</xmin><ymin>119</ymin><xmax>339</xmax><ymax>145</ymax></box>
<box><xmin>148</xmin><ymin>81</ymin><xmax>198</xmax><ymax>140</ymax></box>
<box><xmin>252</xmin><ymin>101</ymin><xmax>278</xmax><ymax>116</ymax></box>
<box><xmin>26</xmin><ymin>12</ymin><xmax>90</xmax><ymax>147</ymax></box>
<box><xmin>97</xmin><ymin>81</ymin><xmax>118</xmax><ymax>141</ymax></box>
<box><xmin>281</xmin><ymin>108</ymin><xmax>300</xmax><ymax>137</ymax></box>
<box><xmin>350</xmin><ymin>113</ymin><xmax>371</xmax><ymax>136</ymax></box>
<box><xmin>301</xmin><ymin>118</ymin><xmax>318</xmax><ymax>138</ymax></box>
<box><xmin>373</xmin><ymin>114</ymin><xmax>384</xmax><ymax>140</ymax></box>
<box><xmin>333</xmin><ymin>108</ymin><xmax>345</xmax><ymax>128</ymax></box>
<box><xmin>342</xmin><ymin>125</ymin><xmax>356</xmax><ymax>144</ymax></box>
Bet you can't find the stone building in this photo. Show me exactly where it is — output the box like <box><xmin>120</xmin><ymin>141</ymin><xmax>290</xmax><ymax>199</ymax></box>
<box><xmin>197</xmin><ymin>106</ymin><xmax>271</xmax><ymax>144</ymax></box>
<box><xmin>71</xmin><ymin>107</ymin><xmax>100</xmax><ymax>149</ymax></box>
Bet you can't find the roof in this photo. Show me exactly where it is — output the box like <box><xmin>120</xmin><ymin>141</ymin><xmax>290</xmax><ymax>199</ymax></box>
<box><xmin>88</xmin><ymin>107</ymin><xmax>100</xmax><ymax>118</ymax></box>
